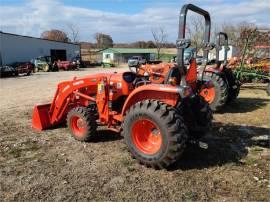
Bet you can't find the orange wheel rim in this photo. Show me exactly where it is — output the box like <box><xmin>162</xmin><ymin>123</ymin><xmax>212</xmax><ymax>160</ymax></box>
<box><xmin>131</xmin><ymin>118</ymin><xmax>162</xmax><ymax>155</ymax></box>
<box><xmin>70</xmin><ymin>116</ymin><xmax>87</xmax><ymax>137</ymax></box>
<box><xmin>200</xmin><ymin>87</ymin><xmax>216</xmax><ymax>103</ymax></box>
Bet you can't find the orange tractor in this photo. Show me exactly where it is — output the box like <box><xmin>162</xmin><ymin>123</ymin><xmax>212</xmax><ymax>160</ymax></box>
<box><xmin>139</xmin><ymin>32</ymin><xmax>240</xmax><ymax>111</ymax></box>
<box><xmin>198</xmin><ymin>32</ymin><xmax>241</xmax><ymax>110</ymax></box>
<box><xmin>32</xmin><ymin>4</ymin><xmax>212</xmax><ymax>169</ymax></box>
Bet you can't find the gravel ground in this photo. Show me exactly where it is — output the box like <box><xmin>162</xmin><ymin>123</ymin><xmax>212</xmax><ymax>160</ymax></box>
<box><xmin>0</xmin><ymin>68</ymin><xmax>269</xmax><ymax>201</ymax></box>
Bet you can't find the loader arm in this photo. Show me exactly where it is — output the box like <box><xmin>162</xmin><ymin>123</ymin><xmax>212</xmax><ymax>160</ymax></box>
<box><xmin>32</xmin><ymin>76</ymin><xmax>104</xmax><ymax>130</ymax></box>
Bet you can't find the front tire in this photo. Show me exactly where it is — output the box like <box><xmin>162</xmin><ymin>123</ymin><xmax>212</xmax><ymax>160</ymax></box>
<box><xmin>67</xmin><ymin>107</ymin><xmax>97</xmax><ymax>142</ymax></box>
<box><xmin>123</xmin><ymin>100</ymin><xmax>188</xmax><ymax>169</ymax></box>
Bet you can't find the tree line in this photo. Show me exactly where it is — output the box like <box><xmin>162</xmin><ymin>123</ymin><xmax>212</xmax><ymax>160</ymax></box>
<box><xmin>40</xmin><ymin>29</ymin><xmax>175</xmax><ymax>49</ymax></box>
<box><xmin>41</xmin><ymin>20</ymin><xmax>269</xmax><ymax>59</ymax></box>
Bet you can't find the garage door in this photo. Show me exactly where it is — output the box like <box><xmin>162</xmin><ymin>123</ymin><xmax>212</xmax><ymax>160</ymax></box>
<box><xmin>50</xmin><ymin>49</ymin><xmax>67</xmax><ymax>61</ymax></box>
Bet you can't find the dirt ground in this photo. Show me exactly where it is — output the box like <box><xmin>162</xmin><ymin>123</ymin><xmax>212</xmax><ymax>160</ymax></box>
<box><xmin>0</xmin><ymin>68</ymin><xmax>269</xmax><ymax>201</ymax></box>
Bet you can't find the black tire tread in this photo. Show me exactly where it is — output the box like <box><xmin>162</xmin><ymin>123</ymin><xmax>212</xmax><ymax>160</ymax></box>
<box><xmin>67</xmin><ymin>107</ymin><xmax>97</xmax><ymax>142</ymax></box>
<box><xmin>204</xmin><ymin>72</ymin><xmax>228</xmax><ymax>111</ymax></box>
<box><xmin>123</xmin><ymin>100</ymin><xmax>188</xmax><ymax>169</ymax></box>
<box><xmin>224</xmin><ymin>68</ymin><xmax>240</xmax><ymax>103</ymax></box>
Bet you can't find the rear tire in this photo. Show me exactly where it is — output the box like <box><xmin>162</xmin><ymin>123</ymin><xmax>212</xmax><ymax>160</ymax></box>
<box><xmin>179</xmin><ymin>95</ymin><xmax>212</xmax><ymax>139</ymax></box>
<box><xmin>201</xmin><ymin>72</ymin><xmax>228</xmax><ymax>111</ymax></box>
<box><xmin>123</xmin><ymin>100</ymin><xmax>188</xmax><ymax>169</ymax></box>
<box><xmin>67</xmin><ymin>107</ymin><xmax>97</xmax><ymax>142</ymax></box>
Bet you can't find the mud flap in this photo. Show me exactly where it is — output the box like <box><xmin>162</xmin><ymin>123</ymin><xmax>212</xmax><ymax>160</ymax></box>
<box><xmin>32</xmin><ymin>104</ymin><xmax>52</xmax><ymax>130</ymax></box>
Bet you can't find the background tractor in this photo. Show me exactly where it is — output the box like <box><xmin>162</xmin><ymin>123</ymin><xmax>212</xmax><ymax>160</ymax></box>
<box><xmin>198</xmin><ymin>32</ymin><xmax>241</xmax><ymax>111</ymax></box>
<box><xmin>32</xmin><ymin>56</ymin><xmax>58</xmax><ymax>72</ymax></box>
<box><xmin>32</xmin><ymin>4</ymin><xmax>212</xmax><ymax>169</ymax></box>
<box><xmin>139</xmin><ymin>32</ymin><xmax>241</xmax><ymax>111</ymax></box>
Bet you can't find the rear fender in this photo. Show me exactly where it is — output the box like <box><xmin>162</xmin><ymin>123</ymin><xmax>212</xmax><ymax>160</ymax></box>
<box><xmin>186</xmin><ymin>59</ymin><xmax>198</xmax><ymax>90</ymax></box>
<box><xmin>121</xmin><ymin>84</ymin><xmax>190</xmax><ymax>118</ymax></box>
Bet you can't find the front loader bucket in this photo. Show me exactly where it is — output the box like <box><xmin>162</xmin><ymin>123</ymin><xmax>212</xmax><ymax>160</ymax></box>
<box><xmin>32</xmin><ymin>104</ymin><xmax>52</xmax><ymax>130</ymax></box>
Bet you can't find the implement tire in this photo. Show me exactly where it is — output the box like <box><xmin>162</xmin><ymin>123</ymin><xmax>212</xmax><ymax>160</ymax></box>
<box><xmin>224</xmin><ymin>68</ymin><xmax>241</xmax><ymax>103</ymax></box>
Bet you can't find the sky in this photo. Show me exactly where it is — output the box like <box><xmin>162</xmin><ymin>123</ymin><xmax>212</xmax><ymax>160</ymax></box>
<box><xmin>0</xmin><ymin>0</ymin><xmax>269</xmax><ymax>43</ymax></box>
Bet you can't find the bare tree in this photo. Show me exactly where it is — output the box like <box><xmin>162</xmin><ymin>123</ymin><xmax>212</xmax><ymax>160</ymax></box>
<box><xmin>67</xmin><ymin>23</ymin><xmax>80</xmax><ymax>43</ymax></box>
<box><xmin>221</xmin><ymin>22</ymin><xmax>257</xmax><ymax>57</ymax></box>
<box><xmin>94</xmin><ymin>33</ymin><xmax>113</xmax><ymax>49</ymax></box>
<box><xmin>151</xmin><ymin>27</ymin><xmax>167</xmax><ymax>59</ymax></box>
<box><xmin>186</xmin><ymin>16</ymin><xmax>204</xmax><ymax>53</ymax></box>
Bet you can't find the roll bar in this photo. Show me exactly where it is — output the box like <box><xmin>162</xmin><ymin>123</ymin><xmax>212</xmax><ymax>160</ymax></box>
<box><xmin>176</xmin><ymin>4</ymin><xmax>211</xmax><ymax>77</ymax></box>
<box><xmin>215</xmin><ymin>32</ymin><xmax>229</xmax><ymax>66</ymax></box>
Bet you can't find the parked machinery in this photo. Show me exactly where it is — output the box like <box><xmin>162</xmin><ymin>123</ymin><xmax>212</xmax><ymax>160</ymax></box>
<box><xmin>8</xmin><ymin>61</ymin><xmax>34</xmax><ymax>76</ymax></box>
<box><xmin>234</xmin><ymin>38</ymin><xmax>270</xmax><ymax>95</ymax></box>
<box><xmin>56</xmin><ymin>60</ymin><xmax>78</xmax><ymax>71</ymax></box>
<box><xmin>33</xmin><ymin>56</ymin><xmax>59</xmax><ymax>72</ymax></box>
<box><xmin>198</xmin><ymin>32</ymin><xmax>241</xmax><ymax>111</ymax></box>
<box><xmin>139</xmin><ymin>32</ymin><xmax>241</xmax><ymax>111</ymax></box>
<box><xmin>32</xmin><ymin>4</ymin><xmax>212</xmax><ymax>169</ymax></box>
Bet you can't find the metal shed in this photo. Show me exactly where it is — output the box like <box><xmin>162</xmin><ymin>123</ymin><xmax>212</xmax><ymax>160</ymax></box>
<box><xmin>0</xmin><ymin>31</ymin><xmax>80</xmax><ymax>65</ymax></box>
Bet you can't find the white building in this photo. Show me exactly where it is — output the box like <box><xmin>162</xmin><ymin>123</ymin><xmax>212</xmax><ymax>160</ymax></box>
<box><xmin>0</xmin><ymin>31</ymin><xmax>80</xmax><ymax>65</ymax></box>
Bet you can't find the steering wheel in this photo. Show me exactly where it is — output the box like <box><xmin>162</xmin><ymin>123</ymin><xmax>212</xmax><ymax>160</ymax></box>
<box><xmin>129</xmin><ymin>64</ymin><xmax>152</xmax><ymax>87</ymax></box>
<box><xmin>129</xmin><ymin>64</ymin><xmax>155</xmax><ymax>78</ymax></box>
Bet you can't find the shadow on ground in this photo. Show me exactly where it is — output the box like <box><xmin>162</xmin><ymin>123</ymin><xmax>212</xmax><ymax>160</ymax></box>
<box><xmin>218</xmin><ymin>97</ymin><xmax>269</xmax><ymax>113</ymax></box>
<box><xmin>82</xmin><ymin>122</ymin><xmax>269</xmax><ymax>171</ymax></box>
<box><xmin>90</xmin><ymin>129</ymin><xmax>122</xmax><ymax>143</ymax></box>
<box><xmin>170</xmin><ymin>123</ymin><xmax>269</xmax><ymax>171</ymax></box>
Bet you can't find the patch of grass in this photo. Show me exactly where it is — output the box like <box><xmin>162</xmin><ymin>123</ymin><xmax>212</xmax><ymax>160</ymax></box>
<box><xmin>7</xmin><ymin>140</ymin><xmax>40</xmax><ymax>158</ymax></box>
<box><xmin>120</xmin><ymin>157</ymin><xmax>133</xmax><ymax>167</ymax></box>
<box><xmin>250</xmin><ymin>146</ymin><xmax>264</xmax><ymax>153</ymax></box>
<box><xmin>182</xmin><ymin>191</ymin><xmax>198</xmax><ymax>201</ymax></box>
<box><xmin>243</xmin><ymin>156</ymin><xmax>258</xmax><ymax>165</ymax></box>
<box><xmin>120</xmin><ymin>156</ymin><xmax>136</xmax><ymax>171</ymax></box>
<box><xmin>120</xmin><ymin>145</ymin><xmax>128</xmax><ymax>152</ymax></box>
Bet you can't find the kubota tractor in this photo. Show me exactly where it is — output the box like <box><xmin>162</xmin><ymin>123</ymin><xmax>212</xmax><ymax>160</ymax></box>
<box><xmin>140</xmin><ymin>32</ymin><xmax>241</xmax><ymax>111</ymax></box>
<box><xmin>32</xmin><ymin>4</ymin><xmax>212</xmax><ymax>169</ymax></box>
<box><xmin>198</xmin><ymin>32</ymin><xmax>241</xmax><ymax>111</ymax></box>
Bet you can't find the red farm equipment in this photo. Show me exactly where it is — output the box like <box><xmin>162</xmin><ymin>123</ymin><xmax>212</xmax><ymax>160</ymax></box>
<box><xmin>198</xmin><ymin>32</ymin><xmax>241</xmax><ymax>111</ymax></box>
<box><xmin>57</xmin><ymin>60</ymin><xmax>78</xmax><ymax>71</ymax></box>
<box><xmin>32</xmin><ymin>4</ymin><xmax>213</xmax><ymax>169</ymax></box>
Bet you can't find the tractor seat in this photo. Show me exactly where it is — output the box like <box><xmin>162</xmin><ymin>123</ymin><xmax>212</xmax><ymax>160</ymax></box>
<box><xmin>164</xmin><ymin>66</ymin><xmax>181</xmax><ymax>84</ymax></box>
